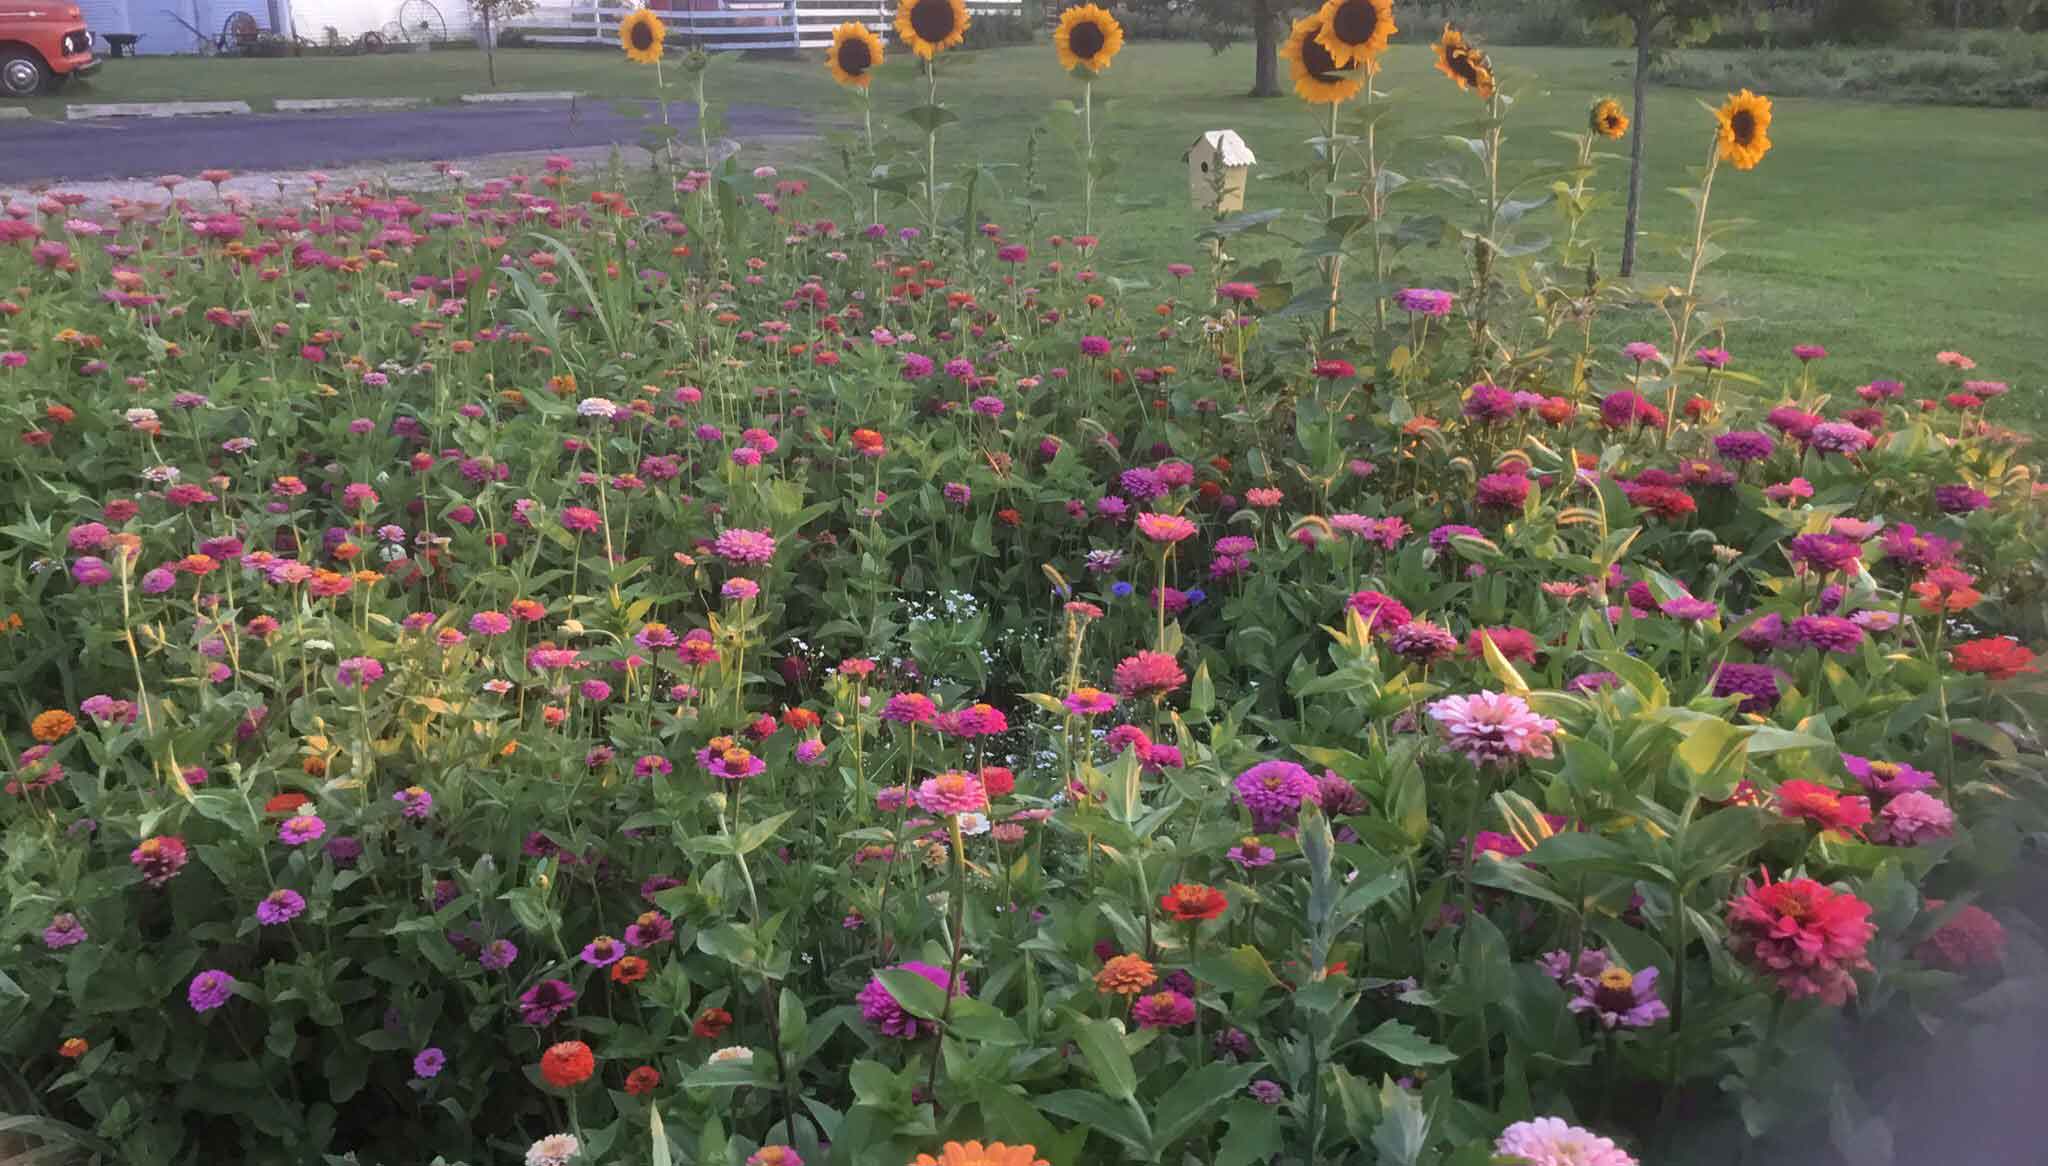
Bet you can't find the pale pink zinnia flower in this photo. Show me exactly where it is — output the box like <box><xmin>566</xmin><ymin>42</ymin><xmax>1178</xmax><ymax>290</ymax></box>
<box><xmin>1493</xmin><ymin>1117</ymin><xmax>1637</xmax><ymax>1166</ymax></box>
<box><xmin>1427</xmin><ymin>691</ymin><xmax>1560</xmax><ymax>767</ymax></box>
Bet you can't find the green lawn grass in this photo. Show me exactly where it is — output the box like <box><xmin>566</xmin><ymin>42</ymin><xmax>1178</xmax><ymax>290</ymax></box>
<box><xmin>22</xmin><ymin>42</ymin><xmax>2047</xmax><ymax>404</ymax></box>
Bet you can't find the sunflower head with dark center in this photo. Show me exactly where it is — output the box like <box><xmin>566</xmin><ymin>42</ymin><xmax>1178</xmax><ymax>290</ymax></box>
<box><xmin>628</xmin><ymin>20</ymin><xmax>655</xmax><ymax>51</ymax></box>
<box><xmin>911</xmin><ymin>0</ymin><xmax>957</xmax><ymax>42</ymax></box>
<box><xmin>1331</xmin><ymin>0</ymin><xmax>1381</xmax><ymax>46</ymax></box>
<box><xmin>1302</xmin><ymin>27</ymin><xmax>1345</xmax><ymax>81</ymax></box>
<box><xmin>1446</xmin><ymin>49</ymin><xmax>1480</xmax><ymax>86</ymax></box>
<box><xmin>1730</xmin><ymin>109</ymin><xmax>1757</xmax><ymax>143</ymax></box>
<box><xmin>1069</xmin><ymin>19</ymin><xmax>1106</xmax><ymax>61</ymax></box>
<box><xmin>838</xmin><ymin>38</ymin><xmax>872</xmax><ymax>74</ymax></box>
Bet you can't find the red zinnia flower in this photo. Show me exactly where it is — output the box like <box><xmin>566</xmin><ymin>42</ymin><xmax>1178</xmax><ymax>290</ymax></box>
<box><xmin>264</xmin><ymin>792</ymin><xmax>311</xmax><ymax>816</ymax></box>
<box><xmin>1463</xmin><ymin>626</ymin><xmax>1539</xmax><ymax>664</ymax></box>
<box><xmin>624</xmin><ymin>1065</ymin><xmax>662</xmax><ymax>1096</ymax></box>
<box><xmin>693</xmin><ymin>1007</ymin><xmax>734</xmax><ymax>1039</ymax></box>
<box><xmin>1726</xmin><ymin>876</ymin><xmax>1875</xmax><ymax>1006</ymax></box>
<box><xmin>539</xmin><ymin>1040</ymin><xmax>595</xmax><ymax>1087</ymax></box>
<box><xmin>1773</xmin><ymin>779</ymin><xmax>1872</xmax><ymax>835</ymax></box>
<box><xmin>1951</xmin><ymin>637</ymin><xmax>2038</xmax><ymax>682</ymax></box>
<box><xmin>1159</xmin><ymin>883</ymin><xmax>1228</xmax><ymax>922</ymax></box>
<box><xmin>611</xmin><ymin>956</ymin><xmax>651</xmax><ymax>984</ymax></box>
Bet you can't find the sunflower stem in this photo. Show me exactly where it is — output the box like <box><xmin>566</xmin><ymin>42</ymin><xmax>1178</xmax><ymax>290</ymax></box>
<box><xmin>1665</xmin><ymin>138</ymin><xmax>1722</xmax><ymax>450</ymax></box>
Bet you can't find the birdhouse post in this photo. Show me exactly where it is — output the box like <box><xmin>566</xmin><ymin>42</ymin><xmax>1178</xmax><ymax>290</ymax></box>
<box><xmin>1185</xmin><ymin>130</ymin><xmax>1255</xmax><ymax>214</ymax></box>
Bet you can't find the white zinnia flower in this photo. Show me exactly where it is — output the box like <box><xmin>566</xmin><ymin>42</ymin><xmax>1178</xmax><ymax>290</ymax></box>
<box><xmin>525</xmin><ymin>1133</ymin><xmax>581</xmax><ymax>1166</ymax></box>
<box><xmin>708</xmin><ymin>1045</ymin><xmax>753</xmax><ymax>1065</ymax></box>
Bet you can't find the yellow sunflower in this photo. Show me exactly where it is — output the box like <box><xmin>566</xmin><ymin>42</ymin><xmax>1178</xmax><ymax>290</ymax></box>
<box><xmin>895</xmin><ymin>0</ymin><xmax>969</xmax><ymax>60</ymax></box>
<box><xmin>1054</xmin><ymin>4</ymin><xmax>1124</xmax><ymax>73</ymax></box>
<box><xmin>1432</xmin><ymin>24</ymin><xmax>1494</xmax><ymax>100</ymax></box>
<box><xmin>618</xmin><ymin>9</ymin><xmax>665</xmax><ymax>64</ymax></box>
<box><xmin>1283</xmin><ymin>14</ymin><xmax>1362</xmax><ymax>105</ymax></box>
<box><xmin>1591</xmin><ymin>97</ymin><xmax>1628</xmax><ymax>139</ymax></box>
<box><xmin>827</xmin><ymin>21</ymin><xmax>884</xmax><ymax>88</ymax></box>
<box><xmin>1715</xmin><ymin>88</ymin><xmax>1773</xmax><ymax>171</ymax></box>
<box><xmin>1314</xmin><ymin>0</ymin><xmax>1395</xmax><ymax>70</ymax></box>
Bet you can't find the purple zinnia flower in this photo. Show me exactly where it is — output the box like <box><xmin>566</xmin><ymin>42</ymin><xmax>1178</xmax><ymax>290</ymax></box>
<box><xmin>43</xmin><ymin>912</ymin><xmax>88</xmax><ymax>949</ymax></box>
<box><xmin>413</xmin><ymin>1047</ymin><xmax>447</xmax><ymax>1079</ymax></box>
<box><xmin>1712</xmin><ymin>663</ymin><xmax>1782</xmax><ymax>714</ymax></box>
<box><xmin>1233</xmin><ymin>760</ymin><xmax>1318</xmax><ymax>829</ymax></box>
<box><xmin>518</xmin><ymin>978</ymin><xmax>579</xmax><ymax>1025</ymax></box>
<box><xmin>1394</xmin><ymin>288</ymin><xmax>1454</xmax><ymax>316</ymax></box>
<box><xmin>188</xmin><ymin>969</ymin><xmax>236</xmax><ymax>1013</ymax></box>
<box><xmin>256</xmin><ymin>889</ymin><xmax>306</xmax><ymax>925</ymax></box>
<box><xmin>1933</xmin><ymin>484</ymin><xmax>1991</xmax><ymax>514</ymax></box>
<box><xmin>858</xmin><ymin>961</ymin><xmax>967</xmax><ymax>1038</ymax></box>
<box><xmin>1389</xmin><ymin>619</ymin><xmax>1459</xmax><ymax>663</ymax></box>
<box><xmin>393</xmin><ymin>785</ymin><xmax>433</xmax><ymax>820</ymax></box>
<box><xmin>579</xmin><ymin>935</ymin><xmax>627</xmax><ymax>967</ymax></box>
<box><xmin>1659</xmin><ymin>596</ymin><xmax>1720</xmax><ymax>622</ymax></box>
<box><xmin>1714</xmin><ymin>430</ymin><xmax>1776</xmax><ymax>462</ymax></box>
<box><xmin>278</xmin><ymin>815</ymin><xmax>327</xmax><ymax>846</ymax></box>
<box><xmin>1462</xmin><ymin>383</ymin><xmax>1516</xmax><ymax>424</ymax></box>
<box><xmin>1565</xmin><ymin>959</ymin><xmax>1669</xmax><ymax>1030</ymax></box>
<box><xmin>1841</xmin><ymin>754</ymin><xmax>1936</xmax><ymax>799</ymax></box>
<box><xmin>479</xmin><ymin>938</ymin><xmax>520</xmax><ymax>971</ymax></box>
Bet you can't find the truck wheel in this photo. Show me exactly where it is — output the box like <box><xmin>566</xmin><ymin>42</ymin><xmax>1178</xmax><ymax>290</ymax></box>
<box><xmin>1</xmin><ymin>50</ymin><xmax>53</xmax><ymax>97</ymax></box>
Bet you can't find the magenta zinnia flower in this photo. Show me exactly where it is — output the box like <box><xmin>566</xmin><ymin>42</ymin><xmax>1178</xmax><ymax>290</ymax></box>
<box><xmin>1394</xmin><ymin>288</ymin><xmax>1454</xmax><ymax>316</ymax></box>
<box><xmin>1233</xmin><ymin>760</ymin><xmax>1318</xmax><ymax>829</ymax></box>
<box><xmin>1346</xmin><ymin>590</ymin><xmax>1412</xmax><ymax>635</ymax></box>
<box><xmin>1131</xmin><ymin>989</ymin><xmax>1196</xmax><ymax>1029</ymax></box>
<box><xmin>881</xmin><ymin>692</ymin><xmax>938</xmax><ymax>725</ymax></box>
<box><xmin>130</xmin><ymin>835</ymin><xmax>190</xmax><ymax>886</ymax></box>
<box><xmin>1426</xmin><ymin>691</ymin><xmax>1560</xmax><ymax>767</ymax></box>
<box><xmin>858</xmin><ymin>961</ymin><xmax>966</xmax><ymax>1038</ymax></box>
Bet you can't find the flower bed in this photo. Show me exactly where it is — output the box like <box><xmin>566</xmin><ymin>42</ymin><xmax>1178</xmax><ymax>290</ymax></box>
<box><xmin>3</xmin><ymin>5</ymin><xmax>2046</xmax><ymax>1166</ymax></box>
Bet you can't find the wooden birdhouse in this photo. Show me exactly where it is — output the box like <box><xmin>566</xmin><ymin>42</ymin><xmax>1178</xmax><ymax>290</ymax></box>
<box><xmin>1184</xmin><ymin>130</ymin><xmax>1255</xmax><ymax>213</ymax></box>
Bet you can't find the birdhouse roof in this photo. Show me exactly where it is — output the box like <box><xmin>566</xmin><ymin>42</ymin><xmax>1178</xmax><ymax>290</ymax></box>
<box><xmin>1188</xmin><ymin>130</ymin><xmax>1256</xmax><ymax>167</ymax></box>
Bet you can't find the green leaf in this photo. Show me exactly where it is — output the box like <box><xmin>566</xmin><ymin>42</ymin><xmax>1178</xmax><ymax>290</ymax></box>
<box><xmin>734</xmin><ymin>810</ymin><xmax>796</xmax><ymax>856</ymax></box>
<box><xmin>1672</xmin><ymin>717</ymin><xmax>1747</xmax><ymax>796</ymax></box>
<box><xmin>875</xmin><ymin>969</ymin><xmax>951</xmax><ymax>1021</ymax></box>
<box><xmin>1361</xmin><ymin>1019</ymin><xmax>1460</xmax><ymax>1067</ymax></box>
<box><xmin>1192</xmin><ymin>945</ymin><xmax>1281</xmax><ymax>996</ymax></box>
<box><xmin>945</xmin><ymin>997</ymin><xmax>1025</xmax><ymax>1045</ymax></box>
<box><xmin>1038</xmin><ymin>1091</ymin><xmax>1151</xmax><ymax>1155</ymax></box>
<box><xmin>902</xmin><ymin>104</ymin><xmax>959</xmax><ymax>134</ymax></box>
<box><xmin>1369</xmin><ymin>1078</ymin><xmax>1430</xmax><ymax>1166</ymax></box>
<box><xmin>1216</xmin><ymin>1098</ymin><xmax>1286</xmax><ymax>1166</ymax></box>
<box><xmin>1151</xmin><ymin>1062</ymin><xmax>1263</xmax><ymax>1151</ymax></box>
<box><xmin>1069</xmin><ymin>1015</ymin><xmax>1138</xmax><ymax>1101</ymax></box>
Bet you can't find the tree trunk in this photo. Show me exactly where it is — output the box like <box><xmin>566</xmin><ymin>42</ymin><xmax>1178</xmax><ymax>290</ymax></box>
<box><xmin>484</xmin><ymin>9</ymin><xmax>496</xmax><ymax>88</ymax></box>
<box><xmin>1250</xmin><ymin>0</ymin><xmax>1281</xmax><ymax>97</ymax></box>
<box><xmin>1618</xmin><ymin>14</ymin><xmax>1651</xmax><ymax>277</ymax></box>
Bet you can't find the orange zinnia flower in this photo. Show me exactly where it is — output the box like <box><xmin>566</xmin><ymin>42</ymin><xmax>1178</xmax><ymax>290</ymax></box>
<box><xmin>31</xmin><ymin>709</ymin><xmax>77</xmax><ymax>743</ymax></box>
<box><xmin>908</xmin><ymin>1142</ymin><xmax>1048</xmax><ymax>1166</ymax></box>
<box><xmin>1094</xmin><ymin>954</ymin><xmax>1158</xmax><ymax>996</ymax></box>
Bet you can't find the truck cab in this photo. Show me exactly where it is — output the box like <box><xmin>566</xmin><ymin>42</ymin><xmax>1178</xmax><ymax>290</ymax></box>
<box><xmin>0</xmin><ymin>2</ymin><xmax>100</xmax><ymax>96</ymax></box>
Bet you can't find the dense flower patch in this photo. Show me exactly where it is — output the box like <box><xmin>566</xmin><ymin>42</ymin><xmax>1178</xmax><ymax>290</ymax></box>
<box><xmin>3</xmin><ymin>8</ymin><xmax>2047</xmax><ymax>1166</ymax></box>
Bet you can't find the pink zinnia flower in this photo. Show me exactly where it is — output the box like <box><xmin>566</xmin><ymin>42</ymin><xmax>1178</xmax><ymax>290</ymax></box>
<box><xmin>1427</xmin><ymin>691</ymin><xmax>1560</xmax><ymax>767</ymax></box>
<box><xmin>1135</xmin><ymin>512</ymin><xmax>1197</xmax><ymax>543</ymax></box>
<box><xmin>1871</xmin><ymin>791</ymin><xmax>1954</xmax><ymax>846</ymax></box>
<box><xmin>915</xmin><ymin>771</ymin><xmax>988</xmax><ymax>816</ymax></box>
<box><xmin>1113</xmin><ymin>651</ymin><xmax>1186</xmax><ymax>698</ymax></box>
<box><xmin>881</xmin><ymin>692</ymin><xmax>938</xmax><ymax>725</ymax></box>
<box><xmin>712</xmin><ymin>528</ymin><xmax>776</xmax><ymax>564</ymax></box>
<box><xmin>1726</xmin><ymin>876</ymin><xmax>1875</xmax><ymax>1005</ymax></box>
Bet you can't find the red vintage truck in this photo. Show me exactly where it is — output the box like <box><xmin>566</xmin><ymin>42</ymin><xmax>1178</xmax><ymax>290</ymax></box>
<box><xmin>0</xmin><ymin>1</ymin><xmax>99</xmax><ymax>96</ymax></box>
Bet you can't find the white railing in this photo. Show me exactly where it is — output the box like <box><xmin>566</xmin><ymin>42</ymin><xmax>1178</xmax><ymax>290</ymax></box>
<box><xmin>507</xmin><ymin>0</ymin><xmax>1022</xmax><ymax>51</ymax></box>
